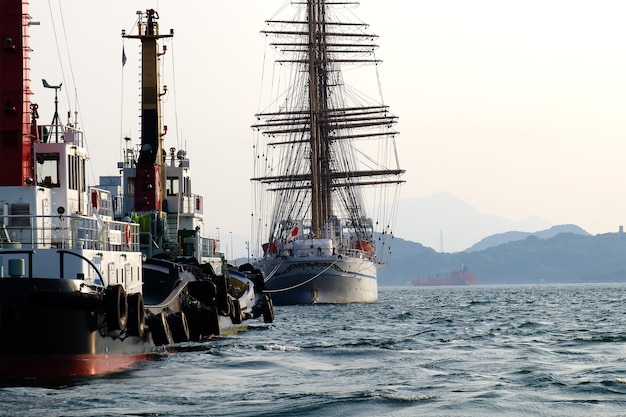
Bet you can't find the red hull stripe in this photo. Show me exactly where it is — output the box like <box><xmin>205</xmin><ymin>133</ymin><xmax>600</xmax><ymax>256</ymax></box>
<box><xmin>1</xmin><ymin>353</ymin><xmax>156</xmax><ymax>380</ymax></box>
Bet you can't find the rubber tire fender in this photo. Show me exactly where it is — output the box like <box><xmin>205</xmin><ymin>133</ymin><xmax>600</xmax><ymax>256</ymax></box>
<box><xmin>167</xmin><ymin>311</ymin><xmax>190</xmax><ymax>343</ymax></box>
<box><xmin>262</xmin><ymin>295</ymin><xmax>275</xmax><ymax>324</ymax></box>
<box><xmin>187</xmin><ymin>280</ymin><xmax>217</xmax><ymax>305</ymax></box>
<box><xmin>105</xmin><ymin>284</ymin><xmax>128</xmax><ymax>331</ymax></box>
<box><xmin>230</xmin><ymin>297</ymin><xmax>243</xmax><ymax>325</ymax></box>
<box><xmin>186</xmin><ymin>305</ymin><xmax>220</xmax><ymax>339</ymax></box>
<box><xmin>149</xmin><ymin>311</ymin><xmax>173</xmax><ymax>347</ymax></box>
<box><xmin>127</xmin><ymin>292</ymin><xmax>145</xmax><ymax>337</ymax></box>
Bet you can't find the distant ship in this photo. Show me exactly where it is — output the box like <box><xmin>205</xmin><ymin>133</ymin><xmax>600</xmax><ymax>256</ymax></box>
<box><xmin>411</xmin><ymin>266</ymin><xmax>477</xmax><ymax>286</ymax></box>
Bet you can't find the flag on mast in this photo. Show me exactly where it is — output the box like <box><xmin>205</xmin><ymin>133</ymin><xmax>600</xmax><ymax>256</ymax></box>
<box><xmin>122</xmin><ymin>46</ymin><xmax>127</xmax><ymax>67</ymax></box>
<box><xmin>286</xmin><ymin>225</ymin><xmax>299</xmax><ymax>241</ymax></box>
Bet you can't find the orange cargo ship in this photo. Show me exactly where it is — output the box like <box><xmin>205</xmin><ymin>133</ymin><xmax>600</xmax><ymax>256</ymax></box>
<box><xmin>412</xmin><ymin>266</ymin><xmax>477</xmax><ymax>286</ymax></box>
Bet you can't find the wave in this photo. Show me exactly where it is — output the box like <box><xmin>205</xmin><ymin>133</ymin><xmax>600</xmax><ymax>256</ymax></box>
<box><xmin>262</xmin><ymin>343</ymin><xmax>301</xmax><ymax>352</ymax></box>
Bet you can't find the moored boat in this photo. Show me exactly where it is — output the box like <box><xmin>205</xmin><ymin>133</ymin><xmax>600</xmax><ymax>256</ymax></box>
<box><xmin>251</xmin><ymin>1</ymin><xmax>405</xmax><ymax>304</ymax></box>
<box><xmin>0</xmin><ymin>1</ymin><xmax>153</xmax><ymax>382</ymax></box>
<box><xmin>97</xmin><ymin>9</ymin><xmax>273</xmax><ymax>342</ymax></box>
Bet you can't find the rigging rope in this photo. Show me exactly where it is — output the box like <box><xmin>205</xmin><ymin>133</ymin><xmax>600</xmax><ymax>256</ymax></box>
<box><xmin>119</xmin><ymin>38</ymin><xmax>126</xmax><ymax>165</ymax></box>
<box><xmin>119</xmin><ymin>13</ymin><xmax>150</xmax><ymax>168</ymax></box>
<box><xmin>46</xmin><ymin>0</ymin><xmax>99</xmax><ymax>184</ymax></box>
<box><xmin>252</xmin><ymin>0</ymin><xmax>404</xmax><ymax>262</ymax></box>
<box><xmin>169</xmin><ymin>38</ymin><xmax>181</xmax><ymax>152</ymax></box>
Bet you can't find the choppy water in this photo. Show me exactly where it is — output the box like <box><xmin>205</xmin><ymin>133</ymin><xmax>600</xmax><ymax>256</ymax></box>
<box><xmin>1</xmin><ymin>284</ymin><xmax>625</xmax><ymax>416</ymax></box>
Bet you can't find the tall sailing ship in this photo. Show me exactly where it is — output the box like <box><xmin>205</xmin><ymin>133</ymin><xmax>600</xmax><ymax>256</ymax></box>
<box><xmin>251</xmin><ymin>1</ymin><xmax>405</xmax><ymax>304</ymax></box>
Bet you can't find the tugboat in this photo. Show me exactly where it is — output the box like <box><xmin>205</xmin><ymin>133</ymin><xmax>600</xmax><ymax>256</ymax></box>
<box><xmin>0</xmin><ymin>1</ymin><xmax>153</xmax><ymax>382</ymax></box>
<box><xmin>97</xmin><ymin>9</ymin><xmax>273</xmax><ymax>344</ymax></box>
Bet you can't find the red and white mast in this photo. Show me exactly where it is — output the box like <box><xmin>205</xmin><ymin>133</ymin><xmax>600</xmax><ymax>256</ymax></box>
<box><xmin>0</xmin><ymin>0</ymin><xmax>37</xmax><ymax>187</ymax></box>
<box><xmin>123</xmin><ymin>9</ymin><xmax>172</xmax><ymax>212</ymax></box>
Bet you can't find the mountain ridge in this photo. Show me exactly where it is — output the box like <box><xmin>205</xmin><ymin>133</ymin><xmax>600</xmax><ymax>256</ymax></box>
<box><xmin>465</xmin><ymin>224</ymin><xmax>591</xmax><ymax>252</ymax></box>
<box><xmin>395</xmin><ymin>193</ymin><xmax>553</xmax><ymax>252</ymax></box>
<box><xmin>380</xmin><ymin>227</ymin><xmax>626</xmax><ymax>286</ymax></box>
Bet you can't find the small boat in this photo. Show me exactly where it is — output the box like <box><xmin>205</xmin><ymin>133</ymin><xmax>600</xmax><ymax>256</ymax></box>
<box><xmin>251</xmin><ymin>1</ymin><xmax>405</xmax><ymax>304</ymax></box>
<box><xmin>96</xmin><ymin>9</ymin><xmax>273</xmax><ymax>343</ymax></box>
<box><xmin>0</xmin><ymin>1</ymin><xmax>153</xmax><ymax>382</ymax></box>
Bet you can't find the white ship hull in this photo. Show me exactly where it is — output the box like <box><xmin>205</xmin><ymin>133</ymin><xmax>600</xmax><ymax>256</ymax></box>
<box><xmin>260</xmin><ymin>255</ymin><xmax>377</xmax><ymax>305</ymax></box>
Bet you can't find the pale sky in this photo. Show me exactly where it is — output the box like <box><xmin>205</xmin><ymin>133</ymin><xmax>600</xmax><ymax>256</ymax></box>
<box><xmin>28</xmin><ymin>1</ymin><xmax>626</xmax><ymax>257</ymax></box>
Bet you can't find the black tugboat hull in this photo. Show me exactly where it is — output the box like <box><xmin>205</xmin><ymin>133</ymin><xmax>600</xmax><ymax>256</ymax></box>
<box><xmin>142</xmin><ymin>258</ymin><xmax>271</xmax><ymax>342</ymax></box>
<box><xmin>0</xmin><ymin>278</ymin><xmax>154</xmax><ymax>383</ymax></box>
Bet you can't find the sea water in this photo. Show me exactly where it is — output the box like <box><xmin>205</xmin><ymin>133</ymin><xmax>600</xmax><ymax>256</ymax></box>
<box><xmin>1</xmin><ymin>284</ymin><xmax>625</xmax><ymax>416</ymax></box>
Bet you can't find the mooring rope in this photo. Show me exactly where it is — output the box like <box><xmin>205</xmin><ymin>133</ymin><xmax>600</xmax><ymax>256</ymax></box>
<box><xmin>263</xmin><ymin>261</ymin><xmax>282</xmax><ymax>283</ymax></box>
<box><xmin>263</xmin><ymin>259</ymin><xmax>339</xmax><ymax>293</ymax></box>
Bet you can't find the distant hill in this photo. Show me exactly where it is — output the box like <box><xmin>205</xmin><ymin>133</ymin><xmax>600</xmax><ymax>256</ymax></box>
<box><xmin>380</xmin><ymin>227</ymin><xmax>626</xmax><ymax>286</ymax></box>
<box><xmin>465</xmin><ymin>224</ymin><xmax>590</xmax><ymax>252</ymax></box>
<box><xmin>395</xmin><ymin>193</ymin><xmax>553</xmax><ymax>252</ymax></box>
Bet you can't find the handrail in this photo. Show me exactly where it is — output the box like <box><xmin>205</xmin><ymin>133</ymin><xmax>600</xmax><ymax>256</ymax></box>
<box><xmin>38</xmin><ymin>123</ymin><xmax>84</xmax><ymax>147</ymax></box>
<box><xmin>57</xmin><ymin>249</ymin><xmax>106</xmax><ymax>285</ymax></box>
<box><xmin>0</xmin><ymin>213</ymin><xmax>138</xmax><ymax>252</ymax></box>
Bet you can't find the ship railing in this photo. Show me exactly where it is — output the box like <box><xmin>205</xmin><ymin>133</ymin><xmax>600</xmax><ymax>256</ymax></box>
<box><xmin>163</xmin><ymin>193</ymin><xmax>203</xmax><ymax>215</ymax></box>
<box><xmin>197</xmin><ymin>236</ymin><xmax>209</xmax><ymax>258</ymax></box>
<box><xmin>96</xmin><ymin>195</ymin><xmax>114</xmax><ymax>219</ymax></box>
<box><xmin>0</xmin><ymin>249</ymin><xmax>105</xmax><ymax>284</ymax></box>
<box><xmin>183</xmin><ymin>194</ymin><xmax>203</xmax><ymax>215</ymax></box>
<box><xmin>340</xmin><ymin>247</ymin><xmax>374</xmax><ymax>260</ymax></box>
<box><xmin>0</xmin><ymin>213</ymin><xmax>138</xmax><ymax>252</ymax></box>
<box><xmin>38</xmin><ymin>124</ymin><xmax>84</xmax><ymax>147</ymax></box>
<box><xmin>266</xmin><ymin>246</ymin><xmax>372</xmax><ymax>260</ymax></box>
<box><xmin>198</xmin><ymin>236</ymin><xmax>220</xmax><ymax>258</ymax></box>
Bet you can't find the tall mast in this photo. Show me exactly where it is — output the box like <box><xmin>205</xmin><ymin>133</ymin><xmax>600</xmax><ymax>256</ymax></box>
<box><xmin>0</xmin><ymin>0</ymin><xmax>37</xmax><ymax>186</ymax></box>
<box><xmin>253</xmin><ymin>0</ymin><xmax>406</xmax><ymax>246</ymax></box>
<box><xmin>309</xmin><ymin>0</ymin><xmax>334</xmax><ymax>238</ymax></box>
<box><xmin>308</xmin><ymin>1</ymin><xmax>321</xmax><ymax>236</ymax></box>
<box><xmin>123</xmin><ymin>9</ymin><xmax>172</xmax><ymax>212</ymax></box>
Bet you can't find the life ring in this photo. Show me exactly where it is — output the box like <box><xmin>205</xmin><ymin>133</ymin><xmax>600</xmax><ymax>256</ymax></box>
<box><xmin>104</xmin><ymin>284</ymin><xmax>128</xmax><ymax>331</ymax></box>
<box><xmin>125</xmin><ymin>223</ymin><xmax>132</xmax><ymax>248</ymax></box>
<box><xmin>167</xmin><ymin>311</ymin><xmax>190</xmax><ymax>343</ymax></box>
<box><xmin>148</xmin><ymin>311</ymin><xmax>173</xmax><ymax>347</ymax></box>
<box><xmin>126</xmin><ymin>292</ymin><xmax>145</xmax><ymax>337</ymax></box>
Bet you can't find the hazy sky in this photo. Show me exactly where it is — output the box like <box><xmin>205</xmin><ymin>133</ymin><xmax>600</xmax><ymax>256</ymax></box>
<box><xmin>28</xmin><ymin>1</ymin><xmax>626</xmax><ymax>257</ymax></box>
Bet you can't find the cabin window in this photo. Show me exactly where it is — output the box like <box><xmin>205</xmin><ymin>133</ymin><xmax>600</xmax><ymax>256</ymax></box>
<box><xmin>67</xmin><ymin>155</ymin><xmax>79</xmax><ymax>190</ymax></box>
<box><xmin>127</xmin><ymin>177</ymin><xmax>135</xmax><ymax>197</ymax></box>
<box><xmin>67</xmin><ymin>155</ymin><xmax>86</xmax><ymax>191</ymax></box>
<box><xmin>166</xmin><ymin>177</ymin><xmax>180</xmax><ymax>196</ymax></box>
<box><xmin>81</xmin><ymin>159</ymin><xmax>86</xmax><ymax>192</ymax></box>
<box><xmin>183</xmin><ymin>177</ymin><xmax>191</xmax><ymax>196</ymax></box>
<box><xmin>36</xmin><ymin>153</ymin><xmax>60</xmax><ymax>187</ymax></box>
<box><xmin>68</xmin><ymin>155</ymin><xmax>76</xmax><ymax>190</ymax></box>
<box><xmin>99</xmin><ymin>190</ymin><xmax>113</xmax><ymax>218</ymax></box>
